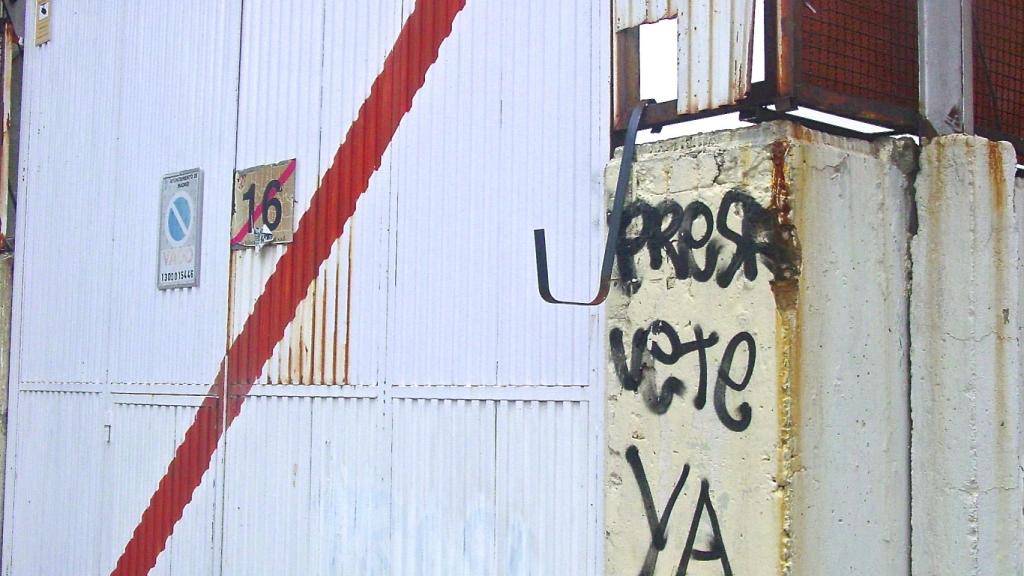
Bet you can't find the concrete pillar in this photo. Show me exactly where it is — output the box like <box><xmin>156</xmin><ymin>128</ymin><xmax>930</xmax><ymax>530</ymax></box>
<box><xmin>604</xmin><ymin>121</ymin><xmax>915</xmax><ymax>575</ymax></box>
<box><xmin>910</xmin><ymin>136</ymin><xmax>1023</xmax><ymax>576</ymax></box>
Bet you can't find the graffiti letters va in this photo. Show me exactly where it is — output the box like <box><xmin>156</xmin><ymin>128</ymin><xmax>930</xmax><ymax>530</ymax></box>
<box><xmin>626</xmin><ymin>446</ymin><xmax>733</xmax><ymax>576</ymax></box>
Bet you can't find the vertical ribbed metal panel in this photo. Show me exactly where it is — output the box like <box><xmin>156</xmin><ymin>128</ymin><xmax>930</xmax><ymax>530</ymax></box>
<box><xmin>16</xmin><ymin>2</ymin><xmax>121</xmax><ymax>384</ymax></box>
<box><xmin>9</xmin><ymin>392</ymin><xmax>106</xmax><ymax>575</ymax></box>
<box><xmin>496</xmin><ymin>400</ymin><xmax>591</xmax><ymax>574</ymax></box>
<box><xmin>104</xmin><ymin>399</ymin><xmax>220</xmax><ymax>575</ymax></box>
<box><xmin>390</xmin><ymin>399</ymin><xmax>497</xmax><ymax>575</ymax></box>
<box><xmin>385</xmin><ymin>0</ymin><xmax>607</xmax><ymax>388</ymax></box>
<box><xmin>388</xmin><ymin>398</ymin><xmax>592</xmax><ymax>575</ymax></box>
<box><xmin>229</xmin><ymin>0</ymin><xmax>327</xmax><ymax>386</ymax></box>
<box><xmin>106</xmin><ymin>0</ymin><xmax>241</xmax><ymax>387</ymax></box>
<box><xmin>222</xmin><ymin>395</ymin><xmax>382</xmax><ymax>575</ymax></box>
<box><xmin>317</xmin><ymin>0</ymin><xmax>406</xmax><ymax>387</ymax></box>
<box><xmin>222</xmin><ymin>396</ymin><xmax>313</xmax><ymax>575</ymax></box>
<box><xmin>614</xmin><ymin>0</ymin><xmax>680</xmax><ymax>30</ymax></box>
<box><xmin>7</xmin><ymin>2</ymin><xmax>610</xmax><ymax>574</ymax></box>
<box><xmin>678</xmin><ymin>0</ymin><xmax>756</xmax><ymax>113</ymax></box>
<box><xmin>309</xmin><ymin>397</ymin><xmax>388</xmax><ymax>574</ymax></box>
<box><xmin>229</xmin><ymin>0</ymin><xmax>608</xmax><ymax>389</ymax></box>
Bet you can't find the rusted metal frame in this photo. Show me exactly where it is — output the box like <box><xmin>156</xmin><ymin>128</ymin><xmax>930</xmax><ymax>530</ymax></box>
<box><xmin>786</xmin><ymin>0</ymin><xmax>918</xmax><ymax>135</ymax></box>
<box><xmin>613</xmin><ymin>26</ymin><xmax>641</xmax><ymax>134</ymax></box>
<box><xmin>796</xmin><ymin>85</ymin><xmax>920</xmax><ymax>133</ymax></box>
<box><xmin>774</xmin><ymin>0</ymin><xmax>798</xmax><ymax>110</ymax></box>
<box><xmin>619</xmin><ymin>82</ymin><xmax>777</xmax><ymax>135</ymax></box>
<box><xmin>743</xmin><ymin>106</ymin><xmax>898</xmax><ymax>141</ymax></box>
<box><xmin>611</xmin><ymin>3</ymin><xmax>781</xmax><ymax>142</ymax></box>
<box><xmin>0</xmin><ymin>17</ymin><xmax>13</xmax><ymax>251</ymax></box>
<box><xmin>919</xmin><ymin>0</ymin><xmax>974</xmax><ymax>135</ymax></box>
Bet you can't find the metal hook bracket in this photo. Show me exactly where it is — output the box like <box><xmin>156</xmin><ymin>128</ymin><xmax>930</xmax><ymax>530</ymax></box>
<box><xmin>533</xmin><ymin>101</ymin><xmax>648</xmax><ymax>306</ymax></box>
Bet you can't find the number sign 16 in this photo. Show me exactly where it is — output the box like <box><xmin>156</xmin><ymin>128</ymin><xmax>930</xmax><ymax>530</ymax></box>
<box><xmin>231</xmin><ymin>159</ymin><xmax>296</xmax><ymax>248</ymax></box>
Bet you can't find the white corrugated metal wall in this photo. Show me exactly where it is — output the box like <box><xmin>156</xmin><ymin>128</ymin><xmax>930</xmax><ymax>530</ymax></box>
<box><xmin>2</xmin><ymin>1</ymin><xmax>609</xmax><ymax>574</ymax></box>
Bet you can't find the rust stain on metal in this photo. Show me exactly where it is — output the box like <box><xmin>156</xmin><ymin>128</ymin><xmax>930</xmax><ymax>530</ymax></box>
<box><xmin>301</xmin><ymin>280</ymin><xmax>313</xmax><ymax>383</ymax></box>
<box><xmin>226</xmin><ymin>256</ymin><xmax>237</xmax><ymax>371</ymax></box>
<box><xmin>776</xmin><ymin>0</ymin><xmax>796</xmax><ymax>98</ymax></box>
<box><xmin>343</xmin><ymin>231</ymin><xmax>354</xmax><ymax>385</ymax></box>
<box><xmin>319</xmin><ymin>257</ymin><xmax>329</xmax><ymax>384</ymax></box>
<box><xmin>332</xmin><ymin>253</ymin><xmax>340</xmax><ymax>384</ymax></box>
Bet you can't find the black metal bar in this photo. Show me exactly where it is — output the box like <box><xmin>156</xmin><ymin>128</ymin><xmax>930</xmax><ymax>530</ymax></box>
<box><xmin>534</xmin><ymin>101</ymin><xmax>647</xmax><ymax>306</ymax></box>
<box><xmin>743</xmin><ymin>107</ymin><xmax>899</xmax><ymax>141</ymax></box>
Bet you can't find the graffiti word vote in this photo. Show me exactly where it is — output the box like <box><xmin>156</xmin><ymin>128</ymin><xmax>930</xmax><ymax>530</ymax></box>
<box><xmin>610</xmin><ymin>320</ymin><xmax>755</xmax><ymax>432</ymax></box>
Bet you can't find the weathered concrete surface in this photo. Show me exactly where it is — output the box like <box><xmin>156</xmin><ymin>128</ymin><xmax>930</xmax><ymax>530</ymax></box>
<box><xmin>605</xmin><ymin>121</ymin><xmax>913</xmax><ymax>575</ymax></box>
<box><xmin>911</xmin><ymin>136</ymin><xmax>1023</xmax><ymax>576</ymax></box>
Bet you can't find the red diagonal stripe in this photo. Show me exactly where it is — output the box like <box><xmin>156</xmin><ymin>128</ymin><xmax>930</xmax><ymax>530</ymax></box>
<box><xmin>111</xmin><ymin>2</ymin><xmax>466</xmax><ymax>573</ymax></box>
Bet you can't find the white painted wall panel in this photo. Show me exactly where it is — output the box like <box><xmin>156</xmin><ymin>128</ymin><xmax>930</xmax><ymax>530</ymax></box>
<box><xmin>222</xmin><ymin>396</ymin><xmax>314</xmax><ymax>576</ymax></box>
<box><xmin>16</xmin><ymin>3</ymin><xmax>121</xmax><ymax>384</ymax></box>
<box><xmin>102</xmin><ymin>398</ymin><xmax>221</xmax><ymax>576</ymax></box>
<box><xmin>309</xmin><ymin>397</ymin><xmax>388</xmax><ymax>574</ymax></box>
<box><xmin>385</xmin><ymin>0</ymin><xmax>608</xmax><ymax>388</ymax></box>
<box><xmin>321</xmin><ymin>0</ymin><xmax>406</xmax><ymax>388</ymax></box>
<box><xmin>391</xmin><ymin>399</ymin><xmax>497</xmax><ymax>575</ymax></box>
<box><xmin>6</xmin><ymin>2</ymin><xmax>610</xmax><ymax>574</ymax></box>
<box><xmin>9</xmin><ymin>392</ymin><xmax>106</xmax><ymax>575</ymax></box>
<box><xmin>222</xmin><ymin>395</ymin><xmax>384</xmax><ymax>576</ymax></box>
<box><xmin>497</xmin><ymin>400</ymin><xmax>592</xmax><ymax>575</ymax></box>
<box><xmin>106</xmin><ymin>0</ymin><xmax>241</xmax><ymax>387</ymax></box>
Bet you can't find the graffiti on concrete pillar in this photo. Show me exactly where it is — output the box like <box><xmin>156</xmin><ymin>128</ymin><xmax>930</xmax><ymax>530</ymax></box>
<box><xmin>609</xmin><ymin>177</ymin><xmax>797</xmax><ymax>575</ymax></box>
<box><xmin>609</xmin><ymin>322</ymin><xmax>718</xmax><ymax>415</ymax></box>
<box><xmin>615</xmin><ymin>189</ymin><xmax>800</xmax><ymax>294</ymax></box>
<box><xmin>626</xmin><ymin>445</ymin><xmax>734</xmax><ymax>576</ymax></box>
<box><xmin>609</xmin><ymin>321</ymin><xmax>754</xmax><ymax>432</ymax></box>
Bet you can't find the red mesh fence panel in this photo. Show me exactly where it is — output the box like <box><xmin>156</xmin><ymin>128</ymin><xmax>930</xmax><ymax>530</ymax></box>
<box><xmin>796</xmin><ymin>1</ymin><xmax>918</xmax><ymax>113</ymax></box>
<box><xmin>975</xmin><ymin>0</ymin><xmax>1024</xmax><ymax>145</ymax></box>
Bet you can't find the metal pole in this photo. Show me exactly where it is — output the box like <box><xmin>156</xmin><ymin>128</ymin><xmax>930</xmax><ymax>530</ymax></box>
<box><xmin>919</xmin><ymin>0</ymin><xmax>974</xmax><ymax>135</ymax></box>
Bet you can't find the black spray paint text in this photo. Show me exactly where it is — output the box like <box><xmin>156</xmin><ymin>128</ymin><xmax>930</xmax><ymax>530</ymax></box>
<box><xmin>615</xmin><ymin>189</ymin><xmax>799</xmax><ymax>293</ymax></box>
<box><xmin>627</xmin><ymin>445</ymin><xmax>733</xmax><ymax>576</ymax></box>
<box><xmin>610</xmin><ymin>320</ymin><xmax>755</xmax><ymax>432</ymax></box>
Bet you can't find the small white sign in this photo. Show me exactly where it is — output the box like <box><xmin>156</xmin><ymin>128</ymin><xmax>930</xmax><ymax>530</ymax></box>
<box><xmin>158</xmin><ymin>169</ymin><xmax>203</xmax><ymax>289</ymax></box>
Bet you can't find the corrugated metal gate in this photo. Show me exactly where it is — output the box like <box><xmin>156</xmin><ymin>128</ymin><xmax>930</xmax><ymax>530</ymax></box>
<box><xmin>2</xmin><ymin>1</ymin><xmax>609</xmax><ymax>574</ymax></box>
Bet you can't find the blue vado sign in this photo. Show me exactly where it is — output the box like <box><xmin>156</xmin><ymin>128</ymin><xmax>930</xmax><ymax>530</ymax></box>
<box><xmin>158</xmin><ymin>169</ymin><xmax>203</xmax><ymax>289</ymax></box>
<box><xmin>166</xmin><ymin>194</ymin><xmax>192</xmax><ymax>245</ymax></box>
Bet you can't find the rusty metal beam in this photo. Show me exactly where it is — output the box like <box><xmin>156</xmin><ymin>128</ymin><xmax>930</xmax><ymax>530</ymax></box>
<box><xmin>613</xmin><ymin>27</ymin><xmax>641</xmax><ymax>133</ymax></box>
<box><xmin>774</xmin><ymin>0</ymin><xmax>797</xmax><ymax>108</ymax></box>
